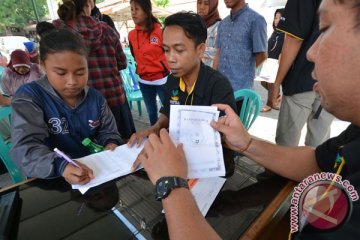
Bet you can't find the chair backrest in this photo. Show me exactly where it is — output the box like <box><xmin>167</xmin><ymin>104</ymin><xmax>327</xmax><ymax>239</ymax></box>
<box><xmin>234</xmin><ymin>89</ymin><xmax>262</xmax><ymax>130</ymax></box>
<box><xmin>123</xmin><ymin>49</ymin><xmax>140</xmax><ymax>91</ymax></box>
<box><xmin>0</xmin><ymin>106</ymin><xmax>26</xmax><ymax>183</ymax></box>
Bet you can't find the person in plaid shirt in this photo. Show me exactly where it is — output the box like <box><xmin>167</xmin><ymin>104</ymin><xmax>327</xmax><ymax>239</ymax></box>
<box><xmin>54</xmin><ymin>0</ymin><xmax>136</xmax><ymax>140</ymax></box>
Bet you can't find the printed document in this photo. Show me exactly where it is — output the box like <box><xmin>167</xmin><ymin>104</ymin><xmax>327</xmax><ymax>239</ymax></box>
<box><xmin>189</xmin><ymin>177</ymin><xmax>226</xmax><ymax>216</ymax></box>
<box><xmin>169</xmin><ymin>105</ymin><xmax>226</xmax><ymax>178</ymax></box>
<box><xmin>72</xmin><ymin>143</ymin><xmax>144</xmax><ymax>194</ymax></box>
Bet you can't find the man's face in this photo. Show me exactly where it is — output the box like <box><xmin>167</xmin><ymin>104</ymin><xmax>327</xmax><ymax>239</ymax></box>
<box><xmin>162</xmin><ymin>25</ymin><xmax>204</xmax><ymax>79</ymax></box>
<box><xmin>307</xmin><ymin>0</ymin><xmax>360</xmax><ymax>122</ymax></box>
<box><xmin>224</xmin><ymin>0</ymin><xmax>242</xmax><ymax>9</ymax></box>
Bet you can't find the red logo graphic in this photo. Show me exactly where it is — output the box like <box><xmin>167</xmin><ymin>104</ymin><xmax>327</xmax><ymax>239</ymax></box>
<box><xmin>300</xmin><ymin>181</ymin><xmax>351</xmax><ymax>230</ymax></box>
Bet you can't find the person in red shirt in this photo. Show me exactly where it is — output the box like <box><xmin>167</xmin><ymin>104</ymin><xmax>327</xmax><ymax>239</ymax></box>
<box><xmin>128</xmin><ymin>0</ymin><xmax>170</xmax><ymax>125</ymax></box>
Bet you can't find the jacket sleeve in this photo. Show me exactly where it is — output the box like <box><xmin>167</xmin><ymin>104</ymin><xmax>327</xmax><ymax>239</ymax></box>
<box><xmin>1</xmin><ymin>70</ymin><xmax>11</xmax><ymax>96</ymax></box>
<box><xmin>10</xmin><ymin>92</ymin><xmax>67</xmax><ymax>178</ymax></box>
<box><xmin>95</xmin><ymin>100</ymin><xmax>123</xmax><ymax>146</ymax></box>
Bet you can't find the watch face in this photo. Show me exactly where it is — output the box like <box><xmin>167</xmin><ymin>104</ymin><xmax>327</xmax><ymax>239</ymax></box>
<box><xmin>156</xmin><ymin>178</ymin><xmax>171</xmax><ymax>200</ymax></box>
<box><xmin>155</xmin><ymin>177</ymin><xmax>189</xmax><ymax>201</ymax></box>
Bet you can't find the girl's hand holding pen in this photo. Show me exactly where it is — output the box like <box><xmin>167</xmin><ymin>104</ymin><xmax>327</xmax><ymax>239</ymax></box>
<box><xmin>63</xmin><ymin>162</ymin><xmax>94</xmax><ymax>185</ymax></box>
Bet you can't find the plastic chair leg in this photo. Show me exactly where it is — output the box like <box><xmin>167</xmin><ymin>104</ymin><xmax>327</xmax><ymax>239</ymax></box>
<box><xmin>136</xmin><ymin>101</ymin><xmax>142</xmax><ymax>116</ymax></box>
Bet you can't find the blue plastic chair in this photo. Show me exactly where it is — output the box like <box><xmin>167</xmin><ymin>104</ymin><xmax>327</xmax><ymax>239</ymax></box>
<box><xmin>120</xmin><ymin>68</ymin><xmax>143</xmax><ymax>116</ymax></box>
<box><xmin>234</xmin><ymin>89</ymin><xmax>262</xmax><ymax>130</ymax></box>
<box><xmin>0</xmin><ymin>106</ymin><xmax>26</xmax><ymax>183</ymax></box>
<box><xmin>121</xmin><ymin>50</ymin><xmax>143</xmax><ymax>116</ymax></box>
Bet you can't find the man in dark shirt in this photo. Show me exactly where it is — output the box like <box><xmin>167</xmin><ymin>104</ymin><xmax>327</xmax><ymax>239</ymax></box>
<box><xmin>128</xmin><ymin>12</ymin><xmax>236</xmax><ymax>146</ymax></box>
<box><xmin>269</xmin><ymin>0</ymin><xmax>334</xmax><ymax>147</ymax></box>
<box><xmin>132</xmin><ymin>0</ymin><xmax>360</xmax><ymax>239</ymax></box>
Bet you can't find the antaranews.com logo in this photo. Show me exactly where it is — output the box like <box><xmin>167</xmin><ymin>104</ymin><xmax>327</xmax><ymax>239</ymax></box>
<box><xmin>290</xmin><ymin>172</ymin><xmax>359</xmax><ymax>233</ymax></box>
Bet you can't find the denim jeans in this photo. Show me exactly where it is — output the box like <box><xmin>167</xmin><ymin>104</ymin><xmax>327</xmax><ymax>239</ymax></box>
<box><xmin>138</xmin><ymin>82</ymin><xmax>165</xmax><ymax>125</ymax></box>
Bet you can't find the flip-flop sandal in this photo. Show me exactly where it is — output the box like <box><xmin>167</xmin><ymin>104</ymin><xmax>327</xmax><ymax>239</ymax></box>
<box><xmin>261</xmin><ymin>105</ymin><xmax>272</xmax><ymax>112</ymax></box>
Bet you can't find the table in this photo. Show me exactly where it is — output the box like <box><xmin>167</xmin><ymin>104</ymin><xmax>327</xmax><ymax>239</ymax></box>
<box><xmin>13</xmin><ymin>164</ymin><xmax>292</xmax><ymax>240</ymax></box>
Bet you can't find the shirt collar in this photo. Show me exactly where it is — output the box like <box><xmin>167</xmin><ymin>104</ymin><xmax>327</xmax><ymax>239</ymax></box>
<box><xmin>178</xmin><ymin>62</ymin><xmax>206</xmax><ymax>98</ymax></box>
<box><xmin>230</xmin><ymin>3</ymin><xmax>249</xmax><ymax>22</ymax></box>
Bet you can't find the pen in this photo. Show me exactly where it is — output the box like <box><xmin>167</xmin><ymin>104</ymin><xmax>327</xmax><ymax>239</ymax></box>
<box><xmin>54</xmin><ymin>148</ymin><xmax>81</xmax><ymax>168</ymax></box>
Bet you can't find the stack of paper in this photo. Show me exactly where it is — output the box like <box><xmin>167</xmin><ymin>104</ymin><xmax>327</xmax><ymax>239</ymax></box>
<box><xmin>169</xmin><ymin>105</ymin><xmax>226</xmax><ymax>179</ymax></box>
<box><xmin>72</xmin><ymin>144</ymin><xmax>144</xmax><ymax>194</ymax></box>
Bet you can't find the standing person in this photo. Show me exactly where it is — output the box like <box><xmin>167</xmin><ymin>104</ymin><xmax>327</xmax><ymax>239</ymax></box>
<box><xmin>90</xmin><ymin>0</ymin><xmax>117</xmax><ymax>32</ymax></box>
<box><xmin>11</xmin><ymin>29</ymin><xmax>123</xmax><ymax>184</ymax></box>
<box><xmin>0</xmin><ymin>49</ymin><xmax>43</xmax><ymax>105</ymax></box>
<box><xmin>260</xmin><ymin>8</ymin><xmax>284</xmax><ymax>112</ymax></box>
<box><xmin>213</xmin><ymin>0</ymin><xmax>267</xmax><ymax>92</ymax></box>
<box><xmin>197</xmin><ymin>0</ymin><xmax>221</xmax><ymax>68</ymax></box>
<box><xmin>54</xmin><ymin>0</ymin><xmax>136</xmax><ymax>141</ymax></box>
<box><xmin>268</xmin><ymin>0</ymin><xmax>334</xmax><ymax>147</ymax></box>
<box><xmin>132</xmin><ymin>1</ymin><xmax>360</xmax><ymax>239</ymax></box>
<box><xmin>128</xmin><ymin>0</ymin><xmax>170</xmax><ymax>126</ymax></box>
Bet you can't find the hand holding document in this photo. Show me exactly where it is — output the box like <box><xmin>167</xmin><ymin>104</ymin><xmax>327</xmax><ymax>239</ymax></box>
<box><xmin>72</xmin><ymin>143</ymin><xmax>144</xmax><ymax>194</ymax></box>
<box><xmin>169</xmin><ymin>105</ymin><xmax>226</xmax><ymax>179</ymax></box>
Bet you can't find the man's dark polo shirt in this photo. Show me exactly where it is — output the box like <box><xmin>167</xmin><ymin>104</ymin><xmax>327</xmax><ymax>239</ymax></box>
<box><xmin>277</xmin><ymin>0</ymin><xmax>321</xmax><ymax>96</ymax></box>
<box><xmin>160</xmin><ymin>63</ymin><xmax>237</xmax><ymax>117</ymax></box>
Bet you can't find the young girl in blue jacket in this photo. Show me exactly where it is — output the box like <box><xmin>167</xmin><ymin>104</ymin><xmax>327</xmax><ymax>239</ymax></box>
<box><xmin>10</xmin><ymin>29</ymin><xmax>123</xmax><ymax>185</ymax></box>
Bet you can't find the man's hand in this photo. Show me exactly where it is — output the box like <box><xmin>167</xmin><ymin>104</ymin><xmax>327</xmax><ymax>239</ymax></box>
<box><xmin>127</xmin><ymin>128</ymin><xmax>157</xmax><ymax>148</ymax></box>
<box><xmin>104</xmin><ymin>143</ymin><xmax>118</xmax><ymax>151</ymax></box>
<box><xmin>268</xmin><ymin>83</ymin><xmax>281</xmax><ymax>109</ymax></box>
<box><xmin>63</xmin><ymin>162</ymin><xmax>94</xmax><ymax>185</ymax></box>
<box><xmin>211</xmin><ymin>104</ymin><xmax>252</xmax><ymax>153</ymax></box>
<box><xmin>131</xmin><ymin>129</ymin><xmax>187</xmax><ymax>185</ymax></box>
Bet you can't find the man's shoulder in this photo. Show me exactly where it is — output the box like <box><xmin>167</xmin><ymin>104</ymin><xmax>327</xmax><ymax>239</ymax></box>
<box><xmin>246</xmin><ymin>7</ymin><xmax>266</xmax><ymax>22</ymax></box>
<box><xmin>200</xmin><ymin>64</ymin><xmax>230</xmax><ymax>86</ymax></box>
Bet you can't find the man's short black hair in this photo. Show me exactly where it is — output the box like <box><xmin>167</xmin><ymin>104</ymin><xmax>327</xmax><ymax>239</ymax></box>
<box><xmin>164</xmin><ymin>11</ymin><xmax>207</xmax><ymax>46</ymax></box>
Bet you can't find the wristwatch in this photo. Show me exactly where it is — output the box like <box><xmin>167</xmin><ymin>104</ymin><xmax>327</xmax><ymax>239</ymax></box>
<box><xmin>155</xmin><ymin>176</ymin><xmax>189</xmax><ymax>201</ymax></box>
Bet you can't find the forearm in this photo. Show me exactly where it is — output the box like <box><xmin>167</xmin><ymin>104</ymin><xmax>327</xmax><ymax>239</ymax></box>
<box><xmin>212</xmin><ymin>49</ymin><xmax>220</xmax><ymax>70</ymax></box>
<box><xmin>255</xmin><ymin>52</ymin><xmax>267</xmax><ymax>68</ymax></box>
<box><xmin>11</xmin><ymin>98</ymin><xmax>58</xmax><ymax>178</ymax></box>
<box><xmin>274</xmin><ymin>34</ymin><xmax>303</xmax><ymax>86</ymax></box>
<box><xmin>243</xmin><ymin>138</ymin><xmax>320</xmax><ymax>182</ymax></box>
<box><xmin>0</xmin><ymin>95</ymin><xmax>11</xmax><ymax>105</ymax></box>
<box><xmin>151</xmin><ymin>113</ymin><xmax>169</xmax><ymax>135</ymax></box>
<box><xmin>163</xmin><ymin>188</ymin><xmax>221</xmax><ymax>240</ymax></box>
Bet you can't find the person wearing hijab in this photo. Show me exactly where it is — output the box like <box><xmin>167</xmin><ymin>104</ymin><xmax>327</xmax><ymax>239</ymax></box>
<box><xmin>0</xmin><ymin>49</ymin><xmax>43</xmax><ymax>105</ymax></box>
<box><xmin>260</xmin><ymin>8</ymin><xmax>285</xmax><ymax>112</ymax></box>
<box><xmin>197</xmin><ymin>0</ymin><xmax>221</xmax><ymax>68</ymax></box>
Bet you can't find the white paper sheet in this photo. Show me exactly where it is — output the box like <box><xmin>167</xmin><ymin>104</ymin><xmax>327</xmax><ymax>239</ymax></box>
<box><xmin>255</xmin><ymin>58</ymin><xmax>279</xmax><ymax>82</ymax></box>
<box><xmin>72</xmin><ymin>143</ymin><xmax>144</xmax><ymax>194</ymax></box>
<box><xmin>169</xmin><ymin>105</ymin><xmax>226</xmax><ymax>178</ymax></box>
<box><xmin>189</xmin><ymin>177</ymin><xmax>226</xmax><ymax>216</ymax></box>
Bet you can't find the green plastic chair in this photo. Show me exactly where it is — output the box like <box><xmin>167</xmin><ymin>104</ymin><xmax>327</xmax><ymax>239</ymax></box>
<box><xmin>234</xmin><ymin>89</ymin><xmax>262</xmax><ymax>130</ymax></box>
<box><xmin>0</xmin><ymin>106</ymin><xmax>26</xmax><ymax>183</ymax></box>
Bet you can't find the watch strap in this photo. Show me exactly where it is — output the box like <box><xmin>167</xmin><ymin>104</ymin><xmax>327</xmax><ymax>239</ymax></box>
<box><xmin>155</xmin><ymin>176</ymin><xmax>189</xmax><ymax>201</ymax></box>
